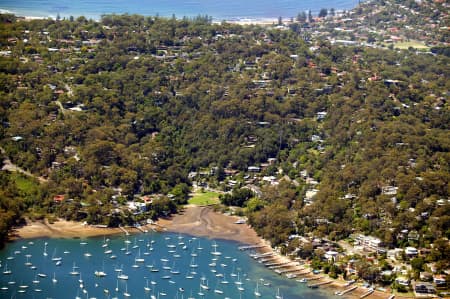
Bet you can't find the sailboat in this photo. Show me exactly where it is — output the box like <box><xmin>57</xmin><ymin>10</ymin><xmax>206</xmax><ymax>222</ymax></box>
<box><xmin>132</xmin><ymin>238</ymin><xmax>139</xmax><ymax>249</ymax></box>
<box><xmin>69</xmin><ymin>262</ymin><xmax>80</xmax><ymax>275</ymax></box>
<box><xmin>3</xmin><ymin>263</ymin><xmax>12</xmax><ymax>275</ymax></box>
<box><xmin>276</xmin><ymin>287</ymin><xmax>283</xmax><ymax>299</ymax></box>
<box><xmin>51</xmin><ymin>248</ymin><xmax>62</xmax><ymax>262</ymax></box>
<box><xmin>95</xmin><ymin>269</ymin><xmax>107</xmax><ymax>277</ymax></box>
<box><xmin>220</xmin><ymin>273</ymin><xmax>229</xmax><ymax>284</ymax></box>
<box><xmin>144</xmin><ymin>279</ymin><xmax>151</xmax><ymax>292</ymax></box>
<box><xmin>185</xmin><ymin>270</ymin><xmax>194</xmax><ymax>279</ymax></box>
<box><xmin>210</xmin><ymin>241</ymin><xmax>222</xmax><ymax>256</ymax></box>
<box><xmin>200</xmin><ymin>277</ymin><xmax>209</xmax><ymax>290</ymax></box>
<box><xmin>170</xmin><ymin>262</ymin><xmax>180</xmax><ymax>274</ymax></box>
<box><xmin>117</xmin><ymin>268</ymin><xmax>128</xmax><ymax>280</ymax></box>
<box><xmin>52</xmin><ymin>272</ymin><xmax>57</xmax><ymax>283</ymax></box>
<box><xmin>213</xmin><ymin>282</ymin><xmax>223</xmax><ymax>294</ymax></box>
<box><xmin>24</xmin><ymin>254</ymin><xmax>32</xmax><ymax>267</ymax></box>
<box><xmin>197</xmin><ymin>283</ymin><xmax>205</xmax><ymax>297</ymax></box>
<box><xmin>115</xmin><ymin>279</ymin><xmax>119</xmax><ymax>292</ymax></box>
<box><xmin>189</xmin><ymin>257</ymin><xmax>198</xmax><ymax>268</ymax></box>
<box><xmin>43</xmin><ymin>242</ymin><xmax>48</xmax><ymax>256</ymax></box>
<box><xmin>254</xmin><ymin>282</ymin><xmax>262</xmax><ymax>297</ymax></box>
<box><xmin>94</xmin><ymin>261</ymin><xmax>107</xmax><ymax>277</ymax></box>
<box><xmin>135</xmin><ymin>248</ymin><xmax>145</xmax><ymax>263</ymax></box>
<box><xmin>125</xmin><ymin>243</ymin><xmax>131</xmax><ymax>255</ymax></box>
<box><xmin>123</xmin><ymin>283</ymin><xmax>131</xmax><ymax>297</ymax></box>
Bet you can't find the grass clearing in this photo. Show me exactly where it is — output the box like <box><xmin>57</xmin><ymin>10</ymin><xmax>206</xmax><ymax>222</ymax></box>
<box><xmin>393</xmin><ymin>41</ymin><xmax>430</xmax><ymax>50</ymax></box>
<box><xmin>11</xmin><ymin>172</ymin><xmax>39</xmax><ymax>194</ymax></box>
<box><xmin>188</xmin><ymin>190</ymin><xmax>220</xmax><ymax>206</ymax></box>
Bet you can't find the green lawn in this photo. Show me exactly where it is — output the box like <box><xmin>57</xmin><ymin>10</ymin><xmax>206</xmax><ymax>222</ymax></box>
<box><xmin>393</xmin><ymin>41</ymin><xmax>430</xmax><ymax>50</ymax></box>
<box><xmin>188</xmin><ymin>191</ymin><xmax>220</xmax><ymax>206</ymax></box>
<box><xmin>11</xmin><ymin>172</ymin><xmax>39</xmax><ymax>194</ymax></box>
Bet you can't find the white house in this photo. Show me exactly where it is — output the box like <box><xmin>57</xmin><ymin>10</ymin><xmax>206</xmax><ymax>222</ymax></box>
<box><xmin>405</xmin><ymin>247</ymin><xmax>418</xmax><ymax>256</ymax></box>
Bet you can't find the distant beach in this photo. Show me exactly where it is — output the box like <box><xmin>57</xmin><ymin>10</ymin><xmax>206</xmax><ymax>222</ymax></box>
<box><xmin>0</xmin><ymin>0</ymin><xmax>361</xmax><ymax>22</ymax></box>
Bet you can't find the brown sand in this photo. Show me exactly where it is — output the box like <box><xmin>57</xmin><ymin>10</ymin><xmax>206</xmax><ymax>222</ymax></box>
<box><xmin>11</xmin><ymin>218</ymin><xmax>124</xmax><ymax>239</ymax></box>
<box><xmin>158</xmin><ymin>205</ymin><xmax>262</xmax><ymax>245</ymax></box>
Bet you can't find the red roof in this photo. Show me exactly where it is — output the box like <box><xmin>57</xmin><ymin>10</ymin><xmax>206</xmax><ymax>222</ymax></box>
<box><xmin>53</xmin><ymin>195</ymin><xmax>65</xmax><ymax>202</ymax></box>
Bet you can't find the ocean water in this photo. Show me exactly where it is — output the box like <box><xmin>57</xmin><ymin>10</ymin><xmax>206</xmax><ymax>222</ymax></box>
<box><xmin>0</xmin><ymin>232</ymin><xmax>337</xmax><ymax>299</ymax></box>
<box><xmin>1</xmin><ymin>0</ymin><xmax>360</xmax><ymax>21</ymax></box>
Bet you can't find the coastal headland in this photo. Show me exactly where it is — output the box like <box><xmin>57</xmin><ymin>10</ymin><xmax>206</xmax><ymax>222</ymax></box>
<box><xmin>11</xmin><ymin>205</ymin><xmax>400</xmax><ymax>299</ymax></box>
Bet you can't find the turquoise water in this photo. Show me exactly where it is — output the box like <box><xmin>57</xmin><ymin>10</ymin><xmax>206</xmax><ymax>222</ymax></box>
<box><xmin>1</xmin><ymin>0</ymin><xmax>360</xmax><ymax>21</ymax></box>
<box><xmin>0</xmin><ymin>233</ymin><xmax>336</xmax><ymax>299</ymax></box>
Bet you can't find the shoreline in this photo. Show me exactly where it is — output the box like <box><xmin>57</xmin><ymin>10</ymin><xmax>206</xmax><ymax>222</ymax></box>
<box><xmin>11</xmin><ymin>206</ymin><xmax>394</xmax><ymax>299</ymax></box>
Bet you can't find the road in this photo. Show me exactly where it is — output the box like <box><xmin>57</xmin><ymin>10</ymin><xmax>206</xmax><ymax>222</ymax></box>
<box><xmin>1</xmin><ymin>146</ymin><xmax>47</xmax><ymax>183</ymax></box>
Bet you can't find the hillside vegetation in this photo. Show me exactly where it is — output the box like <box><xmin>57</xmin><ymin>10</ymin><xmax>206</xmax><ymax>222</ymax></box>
<box><xmin>0</xmin><ymin>2</ymin><xmax>448</xmax><ymax>266</ymax></box>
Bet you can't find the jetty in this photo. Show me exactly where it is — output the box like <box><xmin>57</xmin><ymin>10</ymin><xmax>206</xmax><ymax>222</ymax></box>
<box><xmin>134</xmin><ymin>225</ymin><xmax>148</xmax><ymax>233</ymax></box>
<box><xmin>259</xmin><ymin>256</ymin><xmax>277</xmax><ymax>263</ymax></box>
<box><xmin>336</xmin><ymin>285</ymin><xmax>358</xmax><ymax>296</ymax></box>
<box><xmin>152</xmin><ymin>223</ymin><xmax>167</xmax><ymax>231</ymax></box>
<box><xmin>271</xmin><ymin>264</ymin><xmax>300</xmax><ymax>273</ymax></box>
<box><xmin>266</xmin><ymin>261</ymin><xmax>292</xmax><ymax>268</ymax></box>
<box><xmin>238</xmin><ymin>244</ymin><xmax>267</xmax><ymax>251</ymax></box>
<box><xmin>359</xmin><ymin>288</ymin><xmax>375</xmax><ymax>298</ymax></box>
<box><xmin>118</xmin><ymin>225</ymin><xmax>129</xmax><ymax>236</ymax></box>
<box><xmin>251</xmin><ymin>252</ymin><xmax>273</xmax><ymax>259</ymax></box>
<box><xmin>308</xmin><ymin>280</ymin><xmax>331</xmax><ymax>288</ymax></box>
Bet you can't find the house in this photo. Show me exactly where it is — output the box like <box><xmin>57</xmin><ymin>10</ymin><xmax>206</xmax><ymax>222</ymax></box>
<box><xmin>247</xmin><ymin>166</ymin><xmax>261</xmax><ymax>172</ymax></box>
<box><xmin>408</xmin><ymin>230</ymin><xmax>420</xmax><ymax>242</ymax></box>
<box><xmin>316</xmin><ymin>111</ymin><xmax>327</xmax><ymax>120</ymax></box>
<box><xmin>382</xmin><ymin>186</ymin><xmax>398</xmax><ymax>195</ymax></box>
<box><xmin>324</xmin><ymin>250</ymin><xmax>339</xmax><ymax>262</ymax></box>
<box><xmin>433</xmin><ymin>275</ymin><xmax>446</xmax><ymax>287</ymax></box>
<box><xmin>419</xmin><ymin>272</ymin><xmax>433</xmax><ymax>282</ymax></box>
<box><xmin>405</xmin><ymin>246</ymin><xmax>418</xmax><ymax>257</ymax></box>
<box><xmin>353</xmin><ymin>234</ymin><xmax>386</xmax><ymax>253</ymax></box>
<box><xmin>387</xmin><ymin>248</ymin><xmax>404</xmax><ymax>260</ymax></box>
<box><xmin>11</xmin><ymin>136</ymin><xmax>23</xmax><ymax>141</ymax></box>
<box><xmin>395</xmin><ymin>276</ymin><xmax>410</xmax><ymax>286</ymax></box>
<box><xmin>141</xmin><ymin>196</ymin><xmax>153</xmax><ymax>205</ymax></box>
<box><xmin>53</xmin><ymin>195</ymin><xmax>65</xmax><ymax>203</ymax></box>
<box><xmin>415</xmin><ymin>282</ymin><xmax>436</xmax><ymax>295</ymax></box>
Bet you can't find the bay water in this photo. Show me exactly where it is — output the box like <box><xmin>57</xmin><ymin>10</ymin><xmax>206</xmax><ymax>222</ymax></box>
<box><xmin>0</xmin><ymin>232</ymin><xmax>336</xmax><ymax>298</ymax></box>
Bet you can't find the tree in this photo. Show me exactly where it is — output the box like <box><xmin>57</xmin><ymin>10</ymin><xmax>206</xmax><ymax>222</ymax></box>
<box><xmin>297</xmin><ymin>12</ymin><xmax>307</xmax><ymax>23</ymax></box>
<box><xmin>318</xmin><ymin>8</ymin><xmax>328</xmax><ymax>18</ymax></box>
<box><xmin>330</xmin><ymin>8</ymin><xmax>335</xmax><ymax>17</ymax></box>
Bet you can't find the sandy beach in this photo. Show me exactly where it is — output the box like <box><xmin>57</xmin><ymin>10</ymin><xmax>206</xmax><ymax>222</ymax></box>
<box><xmin>10</xmin><ymin>219</ymin><xmax>124</xmax><ymax>239</ymax></box>
<box><xmin>11</xmin><ymin>205</ymin><xmax>396</xmax><ymax>299</ymax></box>
<box><xmin>159</xmin><ymin>205</ymin><xmax>262</xmax><ymax>245</ymax></box>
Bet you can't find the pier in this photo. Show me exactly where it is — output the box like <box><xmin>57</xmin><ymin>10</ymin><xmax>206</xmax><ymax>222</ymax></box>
<box><xmin>359</xmin><ymin>289</ymin><xmax>375</xmax><ymax>298</ymax></box>
<box><xmin>307</xmin><ymin>280</ymin><xmax>331</xmax><ymax>288</ymax></box>
<box><xmin>336</xmin><ymin>286</ymin><xmax>358</xmax><ymax>296</ymax></box>
<box><xmin>134</xmin><ymin>225</ymin><xmax>148</xmax><ymax>233</ymax></box>
<box><xmin>118</xmin><ymin>225</ymin><xmax>129</xmax><ymax>236</ymax></box>
<box><xmin>251</xmin><ymin>252</ymin><xmax>273</xmax><ymax>259</ymax></box>
<box><xmin>259</xmin><ymin>256</ymin><xmax>277</xmax><ymax>263</ymax></box>
<box><xmin>238</xmin><ymin>244</ymin><xmax>267</xmax><ymax>251</ymax></box>
<box><xmin>267</xmin><ymin>262</ymin><xmax>296</xmax><ymax>270</ymax></box>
